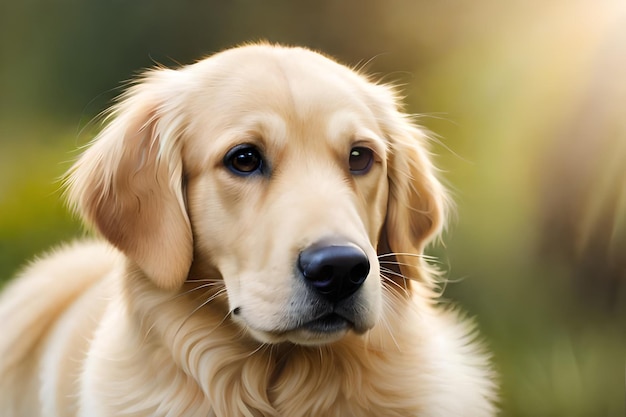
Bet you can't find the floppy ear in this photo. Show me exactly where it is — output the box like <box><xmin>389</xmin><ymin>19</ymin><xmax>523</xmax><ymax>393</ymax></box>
<box><xmin>65</xmin><ymin>69</ymin><xmax>192</xmax><ymax>290</ymax></box>
<box><xmin>381</xmin><ymin>113</ymin><xmax>450</xmax><ymax>290</ymax></box>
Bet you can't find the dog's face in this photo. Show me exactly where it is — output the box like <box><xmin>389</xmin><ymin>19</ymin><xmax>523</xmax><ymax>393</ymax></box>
<box><xmin>67</xmin><ymin>44</ymin><xmax>447</xmax><ymax>346</ymax></box>
<box><xmin>182</xmin><ymin>50</ymin><xmax>390</xmax><ymax>344</ymax></box>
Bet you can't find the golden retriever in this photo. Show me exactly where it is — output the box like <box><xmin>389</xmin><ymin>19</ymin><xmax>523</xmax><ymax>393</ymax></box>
<box><xmin>0</xmin><ymin>43</ymin><xmax>496</xmax><ymax>417</ymax></box>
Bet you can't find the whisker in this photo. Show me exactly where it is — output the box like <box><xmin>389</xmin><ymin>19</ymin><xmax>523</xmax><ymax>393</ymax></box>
<box><xmin>191</xmin><ymin>288</ymin><xmax>228</xmax><ymax>315</ymax></box>
<box><xmin>378</xmin><ymin>252</ymin><xmax>417</xmax><ymax>258</ymax></box>
<box><xmin>380</xmin><ymin>261</ymin><xmax>443</xmax><ymax>271</ymax></box>
<box><xmin>439</xmin><ymin>276</ymin><xmax>467</xmax><ymax>284</ymax></box>
<box><xmin>140</xmin><ymin>287</ymin><xmax>222</xmax><ymax>342</ymax></box>
<box><xmin>379</xmin><ymin>255</ymin><xmax>441</xmax><ymax>266</ymax></box>
<box><xmin>168</xmin><ymin>281</ymin><xmax>225</xmax><ymax>301</ymax></box>
<box><xmin>245</xmin><ymin>341</ymin><xmax>271</xmax><ymax>359</ymax></box>
<box><xmin>378</xmin><ymin>291</ymin><xmax>401</xmax><ymax>350</ymax></box>
<box><xmin>233</xmin><ymin>322</ymin><xmax>253</xmax><ymax>343</ymax></box>
<box><xmin>380</xmin><ymin>267</ymin><xmax>409</xmax><ymax>282</ymax></box>
<box><xmin>379</xmin><ymin>260</ymin><xmax>405</xmax><ymax>266</ymax></box>
<box><xmin>436</xmin><ymin>275</ymin><xmax>470</xmax><ymax>297</ymax></box>
<box><xmin>378</xmin><ymin>252</ymin><xmax>439</xmax><ymax>263</ymax></box>
<box><xmin>173</xmin><ymin>288</ymin><xmax>228</xmax><ymax>340</ymax></box>
<box><xmin>381</xmin><ymin>273</ymin><xmax>410</xmax><ymax>297</ymax></box>
<box><xmin>183</xmin><ymin>282</ymin><xmax>224</xmax><ymax>293</ymax></box>
<box><xmin>378</xmin><ymin>252</ymin><xmax>439</xmax><ymax>261</ymax></box>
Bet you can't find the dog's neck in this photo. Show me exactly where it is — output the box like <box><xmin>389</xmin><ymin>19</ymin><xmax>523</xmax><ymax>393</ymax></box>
<box><xmin>117</xmin><ymin>264</ymin><xmax>424</xmax><ymax>416</ymax></box>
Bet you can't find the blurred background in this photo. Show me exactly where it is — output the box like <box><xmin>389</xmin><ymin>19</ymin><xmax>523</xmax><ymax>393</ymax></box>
<box><xmin>1</xmin><ymin>0</ymin><xmax>625</xmax><ymax>415</ymax></box>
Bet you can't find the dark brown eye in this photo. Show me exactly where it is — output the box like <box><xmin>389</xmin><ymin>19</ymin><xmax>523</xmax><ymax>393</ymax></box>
<box><xmin>224</xmin><ymin>145</ymin><xmax>264</xmax><ymax>176</ymax></box>
<box><xmin>349</xmin><ymin>147</ymin><xmax>374</xmax><ymax>174</ymax></box>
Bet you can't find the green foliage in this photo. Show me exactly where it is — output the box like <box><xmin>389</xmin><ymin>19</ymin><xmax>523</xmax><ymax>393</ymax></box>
<box><xmin>0</xmin><ymin>127</ymin><xmax>84</xmax><ymax>285</ymax></box>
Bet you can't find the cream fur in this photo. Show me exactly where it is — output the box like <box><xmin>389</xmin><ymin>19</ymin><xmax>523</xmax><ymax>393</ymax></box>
<box><xmin>0</xmin><ymin>43</ymin><xmax>497</xmax><ymax>416</ymax></box>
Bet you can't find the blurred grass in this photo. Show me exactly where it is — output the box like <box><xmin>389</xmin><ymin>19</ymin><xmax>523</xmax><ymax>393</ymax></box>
<box><xmin>0</xmin><ymin>126</ymin><xmax>83</xmax><ymax>284</ymax></box>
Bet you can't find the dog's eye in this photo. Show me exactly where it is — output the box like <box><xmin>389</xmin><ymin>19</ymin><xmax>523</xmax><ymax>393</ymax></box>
<box><xmin>224</xmin><ymin>145</ymin><xmax>264</xmax><ymax>176</ymax></box>
<box><xmin>349</xmin><ymin>147</ymin><xmax>374</xmax><ymax>174</ymax></box>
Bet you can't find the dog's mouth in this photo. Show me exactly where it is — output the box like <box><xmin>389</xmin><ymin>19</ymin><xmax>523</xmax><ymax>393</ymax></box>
<box><xmin>278</xmin><ymin>312</ymin><xmax>355</xmax><ymax>345</ymax></box>
<box><xmin>240</xmin><ymin>311</ymin><xmax>357</xmax><ymax>345</ymax></box>
<box><xmin>302</xmin><ymin>313</ymin><xmax>353</xmax><ymax>334</ymax></box>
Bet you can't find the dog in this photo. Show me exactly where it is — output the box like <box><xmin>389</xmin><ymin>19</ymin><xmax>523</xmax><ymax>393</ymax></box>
<box><xmin>0</xmin><ymin>43</ymin><xmax>497</xmax><ymax>416</ymax></box>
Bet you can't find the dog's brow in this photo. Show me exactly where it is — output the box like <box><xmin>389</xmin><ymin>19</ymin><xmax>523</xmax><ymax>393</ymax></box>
<box><xmin>326</xmin><ymin>110</ymin><xmax>380</xmax><ymax>140</ymax></box>
<box><xmin>214</xmin><ymin>112</ymin><xmax>288</xmax><ymax>156</ymax></box>
<box><xmin>239</xmin><ymin>113</ymin><xmax>288</xmax><ymax>140</ymax></box>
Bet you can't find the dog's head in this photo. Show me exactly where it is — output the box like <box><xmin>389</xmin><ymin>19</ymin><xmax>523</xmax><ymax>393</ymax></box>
<box><xmin>66</xmin><ymin>44</ymin><xmax>447</xmax><ymax>345</ymax></box>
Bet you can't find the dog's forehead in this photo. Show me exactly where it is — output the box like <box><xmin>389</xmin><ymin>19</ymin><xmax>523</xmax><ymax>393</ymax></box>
<box><xmin>187</xmin><ymin>46</ymin><xmax>382</xmax><ymax>126</ymax></box>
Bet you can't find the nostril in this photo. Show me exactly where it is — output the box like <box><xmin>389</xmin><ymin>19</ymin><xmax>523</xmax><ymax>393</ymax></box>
<box><xmin>349</xmin><ymin>262</ymin><xmax>369</xmax><ymax>285</ymax></box>
<box><xmin>298</xmin><ymin>240</ymin><xmax>370</xmax><ymax>302</ymax></box>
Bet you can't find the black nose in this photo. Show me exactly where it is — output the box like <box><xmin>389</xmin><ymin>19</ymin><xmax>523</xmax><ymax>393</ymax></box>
<box><xmin>298</xmin><ymin>241</ymin><xmax>370</xmax><ymax>302</ymax></box>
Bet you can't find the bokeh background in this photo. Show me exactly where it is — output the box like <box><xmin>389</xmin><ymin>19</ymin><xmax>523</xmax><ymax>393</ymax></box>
<box><xmin>1</xmin><ymin>1</ymin><xmax>625</xmax><ymax>415</ymax></box>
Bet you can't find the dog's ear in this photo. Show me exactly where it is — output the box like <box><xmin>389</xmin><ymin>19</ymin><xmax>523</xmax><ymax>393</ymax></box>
<box><xmin>65</xmin><ymin>69</ymin><xmax>192</xmax><ymax>290</ymax></box>
<box><xmin>380</xmin><ymin>112</ymin><xmax>450</xmax><ymax>290</ymax></box>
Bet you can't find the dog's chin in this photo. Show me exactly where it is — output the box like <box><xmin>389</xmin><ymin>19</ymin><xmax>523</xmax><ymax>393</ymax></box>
<box><xmin>250</xmin><ymin>328</ymin><xmax>349</xmax><ymax>346</ymax></box>
<box><xmin>245</xmin><ymin>314</ymin><xmax>361</xmax><ymax>346</ymax></box>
